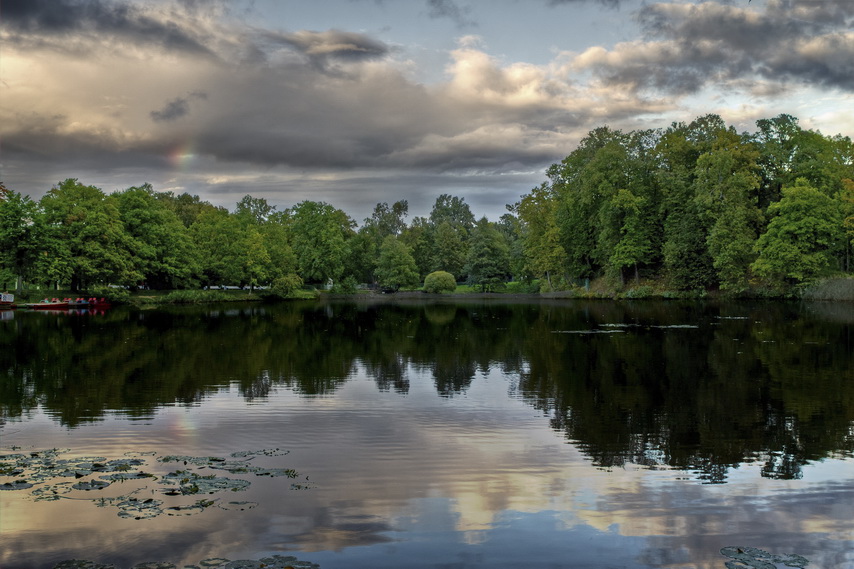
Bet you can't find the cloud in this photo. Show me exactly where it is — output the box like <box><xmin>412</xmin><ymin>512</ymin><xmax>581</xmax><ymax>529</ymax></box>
<box><xmin>2</xmin><ymin>0</ymin><xmax>852</xmax><ymax>221</ymax></box>
<box><xmin>0</xmin><ymin>0</ymin><xmax>216</xmax><ymax>56</ymax></box>
<box><xmin>149</xmin><ymin>92</ymin><xmax>208</xmax><ymax>123</ymax></box>
<box><xmin>426</xmin><ymin>0</ymin><xmax>477</xmax><ymax>28</ymax></box>
<box><xmin>271</xmin><ymin>29</ymin><xmax>390</xmax><ymax>61</ymax></box>
<box><xmin>571</xmin><ymin>1</ymin><xmax>854</xmax><ymax>95</ymax></box>
<box><xmin>548</xmin><ymin>0</ymin><xmax>625</xmax><ymax>8</ymax></box>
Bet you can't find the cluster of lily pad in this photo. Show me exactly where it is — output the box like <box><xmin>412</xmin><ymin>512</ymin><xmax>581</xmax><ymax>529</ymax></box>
<box><xmin>721</xmin><ymin>546</ymin><xmax>809</xmax><ymax>569</ymax></box>
<box><xmin>0</xmin><ymin>447</ymin><xmax>310</xmax><ymax>520</ymax></box>
<box><xmin>52</xmin><ymin>554</ymin><xmax>320</xmax><ymax>568</ymax></box>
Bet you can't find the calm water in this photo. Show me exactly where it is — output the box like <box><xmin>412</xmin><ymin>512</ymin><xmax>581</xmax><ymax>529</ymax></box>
<box><xmin>1</xmin><ymin>298</ymin><xmax>853</xmax><ymax>569</ymax></box>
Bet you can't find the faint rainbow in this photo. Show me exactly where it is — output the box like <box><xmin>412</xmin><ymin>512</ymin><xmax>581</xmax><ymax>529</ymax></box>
<box><xmin>168</xmin><ymin>139</ymin><xmax>197</xmax><ymax>170</ymax></box>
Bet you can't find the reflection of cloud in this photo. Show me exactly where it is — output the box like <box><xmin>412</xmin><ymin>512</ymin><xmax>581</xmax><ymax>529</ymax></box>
<box><xmin>2</xmin><ymin>368</ymin><xmax>853</xmax><ymax>568</ymax></box>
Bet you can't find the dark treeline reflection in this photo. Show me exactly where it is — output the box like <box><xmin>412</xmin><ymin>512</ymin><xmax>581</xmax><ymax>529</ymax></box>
<box><xmin>2</xmin><ymin>299</ymin><xmax>853</xmax><ymax>482</ymax></box>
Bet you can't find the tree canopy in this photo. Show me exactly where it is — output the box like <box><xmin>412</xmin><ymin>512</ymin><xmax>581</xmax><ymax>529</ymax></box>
<box><xmin>2</xmin><ymin>114</ymin><xmax>852</xmax><ymax>295</ymax></box>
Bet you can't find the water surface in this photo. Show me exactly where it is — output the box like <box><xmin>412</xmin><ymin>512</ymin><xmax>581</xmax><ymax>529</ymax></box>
<box><xmin>1</xmin><ymin>299</ymin><xmax>852</xmax><ymax>568</ymax></box>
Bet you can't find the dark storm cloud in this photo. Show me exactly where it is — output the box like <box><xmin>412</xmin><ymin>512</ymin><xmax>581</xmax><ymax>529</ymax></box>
<box><xmin>579</xmin><ymin>1</ymin><xmax>854</xmax><ymax>94</ymax></box>
<box><xmin>0</xmin><ymin>0</ymin><xmax>214</xmax><ymax>56</ymax></box>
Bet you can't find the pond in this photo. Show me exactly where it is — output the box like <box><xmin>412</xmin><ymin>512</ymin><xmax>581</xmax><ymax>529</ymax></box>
<box><xmin>1</xmin><ymin>298</ymin><xmax>852</xmax><ymax>569</ymax></box>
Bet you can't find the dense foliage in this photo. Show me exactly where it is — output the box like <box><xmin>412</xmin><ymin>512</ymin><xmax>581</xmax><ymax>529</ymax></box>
<box><xmin>1</xmin><ymin>114</ymin><xmax>852</xmax><ymax>295</ymax></box>
<box><xmin>516</xmin><ymin>114</ymin><xmax>854</xmax><ymax>293</ymax></box>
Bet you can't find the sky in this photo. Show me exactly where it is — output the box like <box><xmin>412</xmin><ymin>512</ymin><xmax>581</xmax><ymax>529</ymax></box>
<box><xmin>1</xmin><ymin>0</ymin><xmax>853</xmax><ymax>224</ymax></box>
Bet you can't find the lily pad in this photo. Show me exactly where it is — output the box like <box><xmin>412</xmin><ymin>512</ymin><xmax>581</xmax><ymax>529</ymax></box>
<box><xmin>165</xmin><ymin>499</ymin><xmax>217</xmax><ymax>516</ymax></box>
<box><xmin>230</xmin><ymin>448</ymin><xmax>289</xmax><ymax>457</ymax></box>
<box><xmin>114</xmin><ymin>497</ymin><xmax>164</xmax><ymax>520</ymax></box>
<box><xmin>199</xmin><ymin>559</ymin><xmax>231</xmax><ymax>567</ymax></box>
<box><xmin>0</xmin><ymin>479</ymin><xmax>34</xmax><ymax>490</ymax></box>
<box><xmin>251</xmin><ymin>467</ymin><xmax>297</xmax><ymax>478</ymax></box>
<box><xmin>52</xmin><ymin>561</ymin><xmax>117</xmax><ymax>569</ymax></box>
<box><xmin>32</xmin><ymin>482</ymin><xmax>74</xmax><ymax>501</ymax></box>
<box><xmin>71</xmin><ymin>479</ymin><xmax>111</xmax><ymax>491</ymax></box>
<box><xmin>721</xmin><ymin>546</ymin><xmax>809</xmax><ymax>569</ymax></box>
<box><xmin>218</xmin><ymin>501</ymin><xmax>258</xmax><ymax>511</ymax></box>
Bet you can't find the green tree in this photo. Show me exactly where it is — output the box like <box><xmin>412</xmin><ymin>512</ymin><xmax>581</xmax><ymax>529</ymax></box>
<box><xmin>190</xmin><ymin>206</ymin><xmax>244</xmax><ymax>286</ymax></box>
<box><xmin>242</xmin><ymin>227</ymin><xmax>272</xmax><ymax>292</ymax></box>
<box><xmin>156</xmin><ymin>191</ymin><xmax>216</xmax><ymax>228</ymax></box>
<box><xmin>375</xmin><ymin>236</ymin><xmax>420</xmax><ymax>291</ymax></box>
<box><xmin>606</xmin><ymin>189</ymin><xmax>655</xmax><ymax>285</ymax></box>
<box><xmin>432</xmin><ymin>221</ymin><xmax>467</xmax><ymax>279</ymax></box>
<box><xmin>357</xmin><ymin>200</ymin><xmax>411</xmax><ymax>284</ymax></box>
<box><xmin>399</xmin><ymin>216</ymin><xmax>433</xmax><ymax>278</ymax></box>
<box><xmin>516</xmin><ymin>183</ymin><xmax>565</xmax><ymax>289</ymax></box>
<box><xmin>0</xmin><ymin>185</ymin><xmax>42</xmax><ymax>293</ymax></box>
<box><xmin>693</xmin><ymin>131</ymin><xmax>762</xmax><ymax>292</ymax></box>
<box><xmin>752</xmin><ymin>179</ymin><xmax>845</xmax><ymax>285</ymax></box>
<box><xmin>262</xmin><ymin>211</ymin><xmax>298</xmax><ymax>282</ymax></box>
<box><xmin>288</xmin><ymin>201</ymin><xmax>354</xmax><ymax>284</ymax></box>
<box><xmin>464</xmin><ymin>217</ymin><xmax>510</xmax><ymax>291</ymax></box>
<box><xmin>656</xmin><ymin>117</ymin><xmax>722</xmax><ymax>290</ymax></box>
<box><xmin>39</xmin><ymin>179</ymin><xmax>136</xmax><ymax>290</ymax></box>
<box><xmin>235</xmin><ymin>195</ymin><xmax>276</xmax><ymax>225</ymax></box>
<box><xmin>429</xmin><ymin>194</ymin><xmax>474</xmax><ymax>234</ymax></box>
<box><xmin>115</xmin><ymin>184</ymin><xmax>198</xmax><ymax>289</ymax></box>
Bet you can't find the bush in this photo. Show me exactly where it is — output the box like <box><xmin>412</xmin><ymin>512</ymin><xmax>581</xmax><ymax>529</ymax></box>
<box><xmin>423</xmin><ymin>271</ymin><xmax>457</xmax><ymax>294</ymax></box>
<box><xmin>87</xmin><ymin>286</ymin><xmax>131</xmax><ymax>304</ymax></box>
<box><xmin>622</xmin><ymin>285</ymin><xmax>654</xmax><ymax>299</ymax></box>
<box><xmin>505</xmin><ymin>280</ymin><xmax>540</xmax><ymax>294</ymax></box>
<box><xmin>330</xmin><ymin>275</ymin><xmax>358</xmax><ymax>294</ymax></box>
<box><xmin>162</xmin><ymin>290</ymin><xmax>229</xmax><ymax>304</ymax></box>
<box><xmin>270</xmin><ymin>273</ymin><xmax>304</xmax><ymax>298</ymax></box>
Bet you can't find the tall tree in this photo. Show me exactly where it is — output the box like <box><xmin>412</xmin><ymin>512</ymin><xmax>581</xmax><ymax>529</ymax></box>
<box><xmin>287</xmin><ymin>201</ymin><xmax>354</xmax><ymax>284</ymax></box>
<box><xmin>0</xmin><ymin>186</ymin><xmax>42</xmax><ymax>293</ymax></box>
<box><xmin>190</xmin><ymin>206</ymin><xmax>244</xmax><ymax>286</ymax></box>
<box><xmin>429</xmin><ymin>194</ymin><xmax>474</xmax><ymax>234</ymax></box>
<box><xmin>432</xmin><ymin>221</ymin><xmax>467</xmax><ymax>279</ymax></box>
<box><xmin>39</xmin><ymin>179</ymin><xmax>136</xmax><ymax>290</ymax></box>
<box><xmin>375</xmin><ymin>236</ymin><xmax>420</xmax><ymax>291</ymax></box>
<box><xmin>516</xmin><ymin>183</ymin><xmax>565</xmax><ymax>289</ymax></box>
<box><xmin>464</xmin><ymin>217</ymin><xmax>510</xmax><ymax>292</ymax></box>
<box><xmin>115</xmin><ymin>184</ymin><xmax>198</xmax><ymax>289</ymax></box>
<box><xmin>235</xmin><ymin>195</ymin><xmax>276</xmax><ymax>225</ymax></box>
<box><xmin>693</xmin><ymin>131</ymin><xmax>762</xmax><ymax>292</ymax></box>
<box><xmin>655</xmin><ymin>117</ymin><xmax>723</xmax><ymax>290</ymax></box>
<box><xmin>752</xmin><ymin>179</ymin><xmax>844</xmax><ymax>285</ymax></box>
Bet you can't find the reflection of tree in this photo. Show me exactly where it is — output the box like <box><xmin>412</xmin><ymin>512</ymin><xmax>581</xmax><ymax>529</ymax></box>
<box><xmin>2</xmin><ymin>300</ymin><xmax>853</xmax><ymax>482</ymax></box>
<box><xmin>518</xmin><ymin>301</ymin><xmax>854</xmax><ymax>482</ymax></box>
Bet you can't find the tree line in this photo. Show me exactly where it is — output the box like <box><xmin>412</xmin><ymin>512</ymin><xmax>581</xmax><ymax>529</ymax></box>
<box><xmin>517</xmin><ymin>113</ymin><xmax>854</xmax><ymax>293</ymax></box>
<box><xmin>0</xmin><ymin>180</ymin><xmax>514</xmax><ymax>294</ymax></box>
<box><xmin>1</xmin><ymin>113</ymin><xmax>852</xmax><ymax>295</ymax></box>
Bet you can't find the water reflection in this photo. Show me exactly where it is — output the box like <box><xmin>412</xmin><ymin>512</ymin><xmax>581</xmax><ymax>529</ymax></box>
<box><xmin>2</xmin><ymin>299</ymin><xmax>852</xmax><ymax>482</ymax></box>
<box><xmin>1</xmin><ymin>299</ymin><xmax>853</xmax><ymax>568</ymax></box>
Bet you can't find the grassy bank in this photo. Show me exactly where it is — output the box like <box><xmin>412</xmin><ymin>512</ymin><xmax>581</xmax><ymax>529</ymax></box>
<box><xmin>11</xmin><ymin>276</ymin><xmax>854</xmax><ymax>307</ymax></box>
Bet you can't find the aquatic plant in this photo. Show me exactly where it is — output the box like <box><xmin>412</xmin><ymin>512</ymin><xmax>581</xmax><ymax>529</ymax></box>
<box><xmin>52</xmin><ymin>554</ymin><xmax>320</xmax><ymax>569</ymax></box>
<box><xmin>0</xmin><ymin>447</ymin><xmax>310</xmax><ymax>521</ymax></box>
<box><xmin>721</xmin><ymin>546</ymin><xmax>809</xmax><ymax>568</ymax></box>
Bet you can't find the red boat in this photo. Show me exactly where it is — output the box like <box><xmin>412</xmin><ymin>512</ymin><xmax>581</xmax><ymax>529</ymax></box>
<box><xmin>24</xmin><ymin>297</ymin><xmax>113</xmax><ymax>310</ymax></box>
<box><xmin>24</xmin><ymin>298</ymin><xmax>71</xmax><ymax>310</ymax></box>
